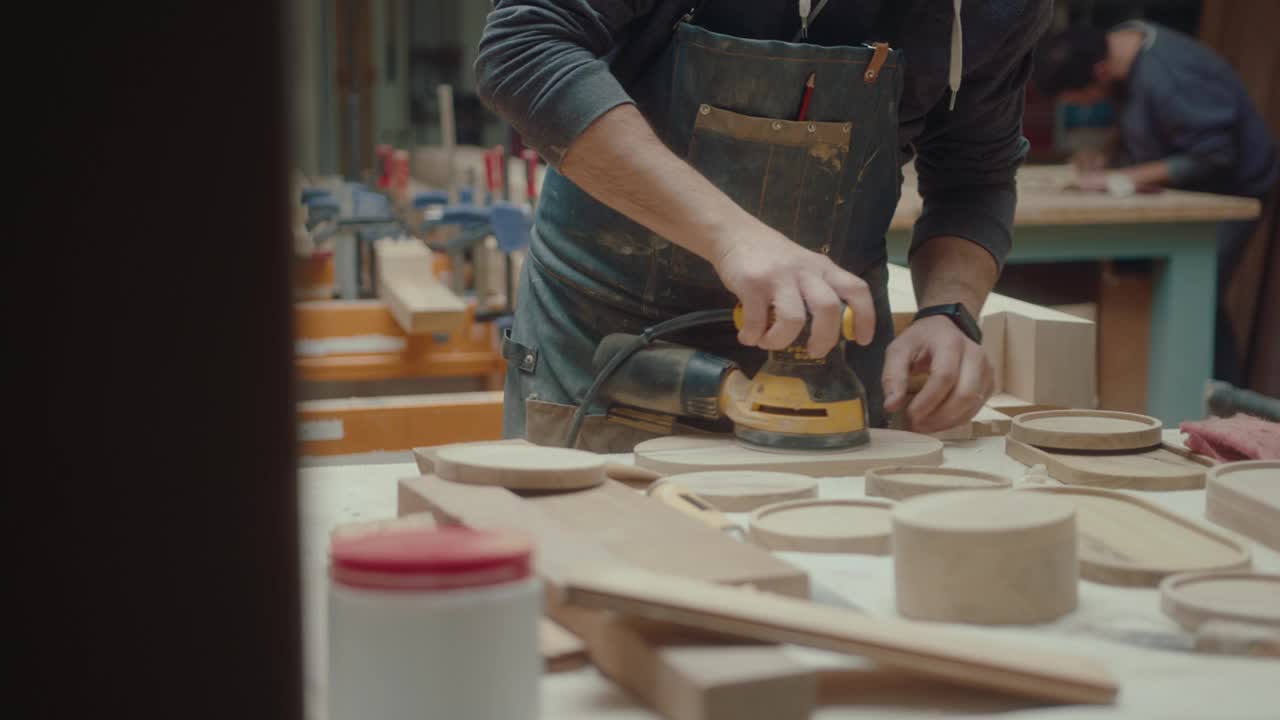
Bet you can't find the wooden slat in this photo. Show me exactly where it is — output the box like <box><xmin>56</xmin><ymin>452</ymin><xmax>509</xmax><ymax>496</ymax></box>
<box><xmin>297</xmin><ymin>391</ymin><xmax>502</xmax><ymax>455</ymax></box>
<box><xmin>564</xmin><ymin>568</ymin><xmax>1120</xmax><ymax>706</ymax></box>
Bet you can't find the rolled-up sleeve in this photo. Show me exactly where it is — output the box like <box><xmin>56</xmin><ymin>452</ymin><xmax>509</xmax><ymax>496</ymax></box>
<box><xmin>910</xmin><ymin>8</ymin><xmax>1050</xmax><ymax>270</ymax></box>
<box><xmin>475</xmin><ymin>1</ymin><xmax>648</xmax><ymax>166</ymax></box>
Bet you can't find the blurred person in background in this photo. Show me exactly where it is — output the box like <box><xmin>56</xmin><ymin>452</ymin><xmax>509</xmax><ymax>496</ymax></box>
<box><xmin>1035</xmin><ymin>21</ymin><xmax>1278</xmax><ymax>388</ymax></box>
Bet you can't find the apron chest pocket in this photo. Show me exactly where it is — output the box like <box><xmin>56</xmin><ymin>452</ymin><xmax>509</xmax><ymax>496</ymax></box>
<box><xmin>685</xmin><ymin>105</ymin><xmax>853</xmax><ymax>257</ymax></box>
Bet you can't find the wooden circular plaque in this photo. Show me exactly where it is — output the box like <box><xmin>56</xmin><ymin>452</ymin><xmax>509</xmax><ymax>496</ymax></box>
<box><xmin>434</xmin><ymin>444</ymin><xmax>606</xmax><ymax>490</ymax></box>
<box><xmin>1160</xmin><ymin>571</ymin><xmax>1280</xmax><ymax>632</ymax></box>
<box><xmin>865</xmin><ymin>466</ymin><xmax>1012</xmax><ymax>501</ymax></box>
<box><xmin>1010</xmin><ymin>410</ymin><xmax>1162</xmax><ymax>451</ymax></box>
<box><xmin>892</xmin><ymin>490</ymin><xmax>1078</xmax><ymax>625</ymax></box>
<box><xmin>663</xmin><ymin>471</ymin><xmax>819</xmax><ymax>512</ymax></box>
<box><xmin>748</xmin><ymin>498</ymin><xmax>894</xmax><ymax>555</ymax></box>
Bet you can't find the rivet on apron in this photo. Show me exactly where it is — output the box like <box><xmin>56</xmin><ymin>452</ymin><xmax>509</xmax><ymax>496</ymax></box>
<box><xmin>699</xmin><ymin>104</ymin><xmax>711</xmax><ymax>115</ymax></box>
<box><xmin>807</xmin><ymin>123</ymin><xmax>816</xmax><ymax>133</ymax></box>
<box><xmin>843</xmin><ymin>122</ymin><xmax>852</xmax><ymax>132</ymax></box>
<box><xmin>771</xmin><ymin>121</ymin><xmax>782</xmax><ymax>130</ymax></box>
<box><xmin>524</xmin><ymin>352</ymin><xmax>535</xmax><ymax>366</ymax></box>
<box><xmin>820</xmin><ymin>243</ymin><xmax>831</xmax><ymax>255</ymax></box>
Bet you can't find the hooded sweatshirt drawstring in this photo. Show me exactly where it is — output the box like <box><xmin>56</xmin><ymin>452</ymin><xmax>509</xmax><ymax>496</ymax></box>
<box><xmin>950</xmin><ymin>0</ymin><xmax>963</xmax><ymax>110</ymax></box>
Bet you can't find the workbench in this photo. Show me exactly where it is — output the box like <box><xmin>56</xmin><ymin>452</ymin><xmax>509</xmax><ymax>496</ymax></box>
<box><xmin>889</xmin><ymin>165</ymin><xmax>1261</xmax><ymax>426</ymax></box>
<box><xmin>301</xmin><ymin>436</ymin><xmax>1279</xmax><ymax>720</ymax></box>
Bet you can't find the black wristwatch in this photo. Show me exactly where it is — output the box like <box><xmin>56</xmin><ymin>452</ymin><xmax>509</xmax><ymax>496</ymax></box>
<box><xmin>913</xmin><ymin>303</ymin><xmax>982</xmax><ymax>344</ymax></box>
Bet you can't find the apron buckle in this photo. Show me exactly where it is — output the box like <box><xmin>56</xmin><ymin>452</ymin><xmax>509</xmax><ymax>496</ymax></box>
<box><xmin>501</xmin><ymin>328</ymin><xmax>538</xmax><ymax>373</ymax></box>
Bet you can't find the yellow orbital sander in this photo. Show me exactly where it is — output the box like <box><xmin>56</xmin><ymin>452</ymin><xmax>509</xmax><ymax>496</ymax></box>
<box><xmin>579</xmin><ymin>304</ymin><xmax>869</xmax><ymax>451</ymax></box>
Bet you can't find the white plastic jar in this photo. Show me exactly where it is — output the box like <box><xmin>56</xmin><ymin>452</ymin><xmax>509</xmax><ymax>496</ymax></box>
<box><xmin>328</xmin><ymin>525</ymin><xmax>541</xmax><ymax>720</ymax></box>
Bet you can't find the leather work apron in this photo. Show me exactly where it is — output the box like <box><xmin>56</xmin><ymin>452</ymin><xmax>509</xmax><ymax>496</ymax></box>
<box><xmin>502</xmin><ymin>18</ymin><xmax>905</xmax><ymax>453</ymax></box>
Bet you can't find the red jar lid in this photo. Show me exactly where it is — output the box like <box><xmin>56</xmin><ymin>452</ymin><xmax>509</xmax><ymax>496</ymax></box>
<box><xmin>330</xmin><ymin>526</ymin><xmax>532</xmax><ymax>591</ymax></box>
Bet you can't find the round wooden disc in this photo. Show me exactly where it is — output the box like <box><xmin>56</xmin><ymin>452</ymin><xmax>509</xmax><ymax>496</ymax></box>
<box><xmin>865</xmin><ymin>465</ymin><xmax>1012</xmax><ymax>501</ymax></box>
<box><xmin>434</xmin><ymin>444</ymin><xmax>606</xmax><ymax>490</ymax></box>
<box><xmin>633</xmin><ymin>429</ymin><xmax>944</xmax><ymax>477</ymax></box>
<box><xmin>748</xmin><ymin>498</ymin><xmax>894</xmax><ymax>554</ymax></box>
<box><xmin>1010</xmin><ymin>410</ymin><xmax>1162</xmax><ymax>451</ymax></box>
<box><xmin>1160</xmin><ymin>571</ymin><xmax>1280</xmax><ymax>632</ymax></box>
<box><xmin>663</xmin><ymin>471</ymin><xmax>818</xmax><ymax>512</ymax></box>
<box><xmin>1206</xmin><ymin>460</ymin><xmax>1280</xmax><ymax>552</ymax></box>
<box><xmin>892</xmin><ymin>490</ymin><xmax>1078</xmax><ymax>624</ymax></box>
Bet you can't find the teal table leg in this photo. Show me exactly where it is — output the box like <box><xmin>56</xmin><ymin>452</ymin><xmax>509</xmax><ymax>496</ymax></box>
<box><xmin>885</xmin><ymin>222</ymin><xmax>1219</xmax><ymax>424</ymax></box>
<box><xmin>1145</xmin><ymin>230</ymin><xmax>1218</xmax><ymax>425</ymax></box>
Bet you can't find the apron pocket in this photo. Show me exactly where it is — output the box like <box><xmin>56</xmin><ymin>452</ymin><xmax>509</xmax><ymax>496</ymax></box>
<box><xmin>668</xmin><ymin>105</ymin><xmax>854</xmax><ymax>288</ymax></box>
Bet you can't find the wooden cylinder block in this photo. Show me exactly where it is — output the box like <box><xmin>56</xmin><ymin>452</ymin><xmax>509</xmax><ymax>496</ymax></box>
<box><xmin>892</xmin><ymin>490</ymin><xmax>1078</xmax><ymax>625</ymax></box>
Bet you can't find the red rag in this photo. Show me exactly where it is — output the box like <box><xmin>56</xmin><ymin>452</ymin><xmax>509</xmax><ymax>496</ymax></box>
<box><xmin>1178</xmin><ymin>415</ymin><xmax>1280</xmax><ymax>461</ymax></box>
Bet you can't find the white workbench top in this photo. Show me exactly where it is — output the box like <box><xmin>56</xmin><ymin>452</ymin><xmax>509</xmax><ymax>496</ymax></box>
<box><xmin>300</xmin><ymin>437</ymin><xmax>1280</xmax><ymax>720</ymax></box>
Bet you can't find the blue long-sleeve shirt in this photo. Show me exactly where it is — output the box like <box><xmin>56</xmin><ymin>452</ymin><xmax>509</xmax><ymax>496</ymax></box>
<box><xmin>474</xmin><ymin>0</ymin><xmax>1053</xmax><ymax>270</ymax></box>
<box><xmin>1117</xmin><ymin>22</ymin><xmax>1278</xmax><ymax>199</ymax></box>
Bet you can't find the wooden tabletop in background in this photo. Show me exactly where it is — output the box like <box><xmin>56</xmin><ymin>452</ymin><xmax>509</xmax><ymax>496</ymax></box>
<box><xmin>890</xmin><ymin>164</ymin><xmax>1261</xmax><ymax>230</ymax></box>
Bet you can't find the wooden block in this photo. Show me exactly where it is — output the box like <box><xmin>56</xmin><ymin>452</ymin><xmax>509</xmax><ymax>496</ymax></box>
<box><xmin>1206</xmin><ymin>460</ymin><xmax>1280</xmax><ymax>552</ymax></box>
<box><xmin>865</xmin><ymin>466</ymin><xmax>1012</xmax><ymax>501</ymax></box>
<box><xmin>396</xmin><ymin>476</ymin><xmax>818</xmax><ymax>720</ymax></box>
<box><xmin>982</xmin><ymin>312</ymin><xmax>1007</xmax><ymax>396</ymax></box>
<box><xmin>434</xmin><ymin>443</ymin><xmax>606</xmax><ymax>491</ymax></box>
<box><xmin>891</xmin><ymin>490</ymin><xmax>1078</xmax><ymax>625</ymax></box>
<box><xmin>1003</xmin><ymin>310</ymin><xmax>1097</xmax><ymax>410</ymax></box>
<box><xmin>749</xmin><ymin>499</ymin><xmax>894</xmax><ymax>555</ymax></box>
<box><xmin>539</xmin><ymin>618</ymin><xmax>588</xmax><ymax>672</ymax></box>
<box><xmin>1010</xmin><ymin>410</ymin><xmax>1162</xmax><ymax>451</ymax></box>
<box><xmin>662</xmin><ymin>471</ymin><xmax>818</xmax><ymax>512</ymax></box>
<box><xmin>563</xmin><ymin>567</ymin><xmax>1119</xmax><ymax>706</ymax></box>
<box><xmin>1160</xmin><ymin>571</ymin><xmax>1280</xmax><ymax>632</ymax></box>
<box><xmin>971</xmin><ymin>405</ymin><xmax>1013</xmax><ymax>436</ymax></box>
<box><xmin>1018</xmin><ymin>486</ymin><xmax>1252</xmax><ymax>587</ymax></box>
<box><xmin>373</xmin><ymin>238</ymin><xmax>467</xmax><ymax>334</ymax></box>
<box><xmin>634</xmin><ymin>429</ymin><xmax>943</xmax><ymax>477</ymax></box>
<box><xmin>1097</xmin><ymin>262</ymin><xmax>1152</xmax><ymax>413</ymax></box>
<box><xmin>1005</xmin><ymin>436</ymin><xmax>1210</xmax><ymax>491</ymax></box>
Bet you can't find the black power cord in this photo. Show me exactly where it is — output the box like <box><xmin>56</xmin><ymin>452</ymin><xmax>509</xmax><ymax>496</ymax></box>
<box><xmin>563</xmin><ymin>308</ymin><xmax>735</xmax><ymax>448</ymax></box>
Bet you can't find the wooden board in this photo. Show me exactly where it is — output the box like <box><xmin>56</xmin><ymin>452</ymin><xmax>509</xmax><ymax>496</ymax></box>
<box><xmin>664</xmin><ymin>471</ymin><xmax>818</xmax><ymax>512</ymax></box>
<box><xmin>1010</xmin><ymin>410</ymin><xmax>1162</xmax><ymax>451</ymax></box>
<box><xmin>1160</xmin><ymin>571</ymin><xmax>1280</xmax><ymax>632</ymax></box>
<box><xmin>399</xmin><ymin>475</ymin><xmax>807</xmax><ymax>597</ymax></box>
<box><xmin>373</xmin><ymin>238</ymin><xmax>467</xmax><ymax>334</ymax></box>
<box><xmin>1005</xmin><ymin>436</ymin><xmax>1211</xmax><ymax>491</ymax></box>
<box><xmin>1206</xmin><ymin>460</ymin><xmax>1280</xmax><ymax>552</ymax></box>
<box><xmin>397</xmin><ymin>476</ymin><xmax>817</xmax><ymax>720</ymax></box>
<box><xmin>433</xmin><ymin>443</ymin><xmax>605</xmax><ymax>490</ymax></box>
<box><xmin>634</xmin><ymin>429</ymin><xmax>943</xmax><ymax>477</ymax></box>
<box><xmin>539</xmin><ymin>618</ymin><xmax>588</xmax><ymax>672</ymax></box>
<box><xmin>749</xmin><ymin>499</ymin><xmax>894</xmax><ymax>555</ymax></box>
<box><xmin>1019</xmin><ymin>486</ymin><xmax>1252</xmax><ymax>586</ymax></box>
<box><xmin>563</xmin><ymin>567</ymin><xmax>1119</xmax><ymax>706</ymax></box>
<box><xmin>866</xmin><ymin>466</ymin><xmax>1012</xmax><ymax>501</ymax></box>
<box><xmin>604</xmin><ymin>462</ymin><xmax>664</xmax><ymax>488</ymax></box>
<box><xmin>891</xmin><ymin>490</ymin><xmax>1078</xmax><ymax>625</ymax></box>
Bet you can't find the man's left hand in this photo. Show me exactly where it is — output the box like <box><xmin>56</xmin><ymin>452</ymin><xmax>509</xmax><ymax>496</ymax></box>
<box><xmin>881</xmin><ymin>315</ymin><xmax>995</xmax><ymax>433</ymax></box>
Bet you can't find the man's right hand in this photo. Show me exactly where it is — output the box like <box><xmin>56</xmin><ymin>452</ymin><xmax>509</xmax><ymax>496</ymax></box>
<box><xmin>710</xmin><ymin>222</ymin><xmax>875</xmax><ymax>358</ymax></box>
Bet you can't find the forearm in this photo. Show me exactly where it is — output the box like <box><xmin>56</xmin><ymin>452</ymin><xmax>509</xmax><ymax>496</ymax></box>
<box><xmin>560</xmin><ymin>103</ymin><xmax>753</xmax><ymax>264</ymax></box>
<box><xmin>1115</xmin><ymin>160</ymin><xmax>1174</xmax><ymax>187</ymax></box>
<box><xmin>909</xmin><ymin>236</ymin><xmax>999</xmax><ymax>318</ymax></box>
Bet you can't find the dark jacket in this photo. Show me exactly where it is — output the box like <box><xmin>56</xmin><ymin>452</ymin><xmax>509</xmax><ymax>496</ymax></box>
<box><xmin>1117</xmin><ymin>21</ymin><xmax>1278</xmax><ymax>199</ymax></box>
<box><xmin>475</xmin><ymin>0</ymin><xmax>1053</xmax><ymax>268</ymax></box>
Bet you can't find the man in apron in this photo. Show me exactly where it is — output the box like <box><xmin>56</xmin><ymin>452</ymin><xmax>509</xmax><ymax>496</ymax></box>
<box><xmin>476</xmin><ymin>1</ymin><xmax>1052</xmax><ymax>452</ymax></box>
